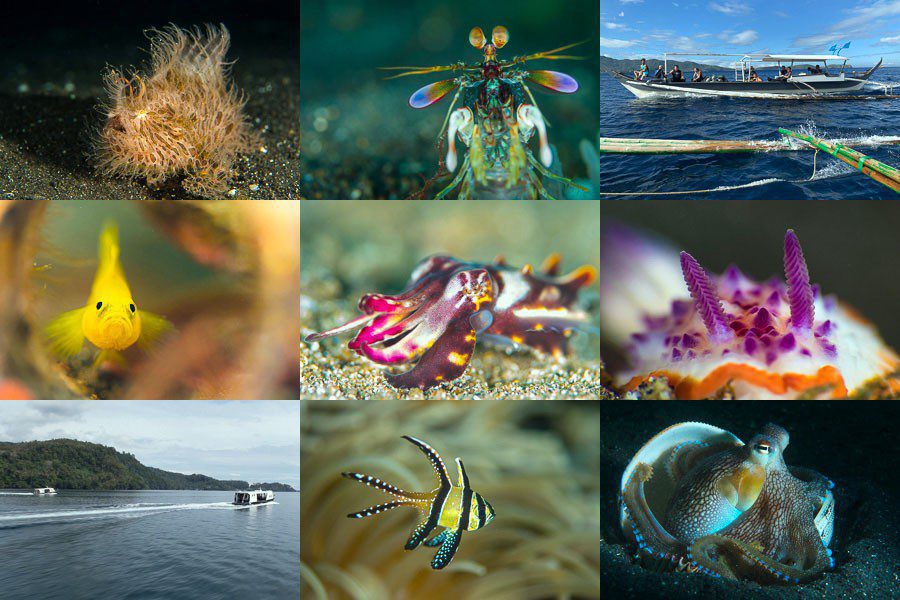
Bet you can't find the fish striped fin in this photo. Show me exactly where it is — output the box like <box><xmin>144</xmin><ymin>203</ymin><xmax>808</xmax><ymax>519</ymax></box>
<box><xmin>405</xmin><ymin>519</ymin><xmax>438</xmax><ymax>550</ymax></box>
<box><xmin>347</xmin><ymin>501</ymin><xmax>413</xmax><ymax>519</ymax></box>
<box><xmin>403</xmin><ymin>436</ymin><xmax>451</xmax><ymax>488</ymax></box>
<box><xmin>341</xmin><ymin>472</ymin><xmax>423</xmax><ymax>499</ymax></box>
<box><xmin>424</xmin><ymin>529</ymin><xmax>451</xmax><ymax>547</ymax></box>
<box><xmin>431</xmin><ymin>529</ymin><xmax>462</xmax><ymax>569</ymax></box>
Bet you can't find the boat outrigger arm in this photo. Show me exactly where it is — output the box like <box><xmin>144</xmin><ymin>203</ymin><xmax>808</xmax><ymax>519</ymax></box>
<box><xmin>613</xmin><ymin>53</ymin><xmax>883</xmax><ymax>98</ymax></box>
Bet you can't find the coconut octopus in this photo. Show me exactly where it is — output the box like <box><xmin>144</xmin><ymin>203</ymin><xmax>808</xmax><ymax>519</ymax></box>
<box><xmin>619</xmin><ymin>422</ymin><xmax>835</xmax><ymax>585</ymax></box>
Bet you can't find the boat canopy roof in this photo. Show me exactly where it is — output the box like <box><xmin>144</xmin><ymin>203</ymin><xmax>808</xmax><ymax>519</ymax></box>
<box><xmin>759</xmin><ymin>54</ymin><xmax>847</xmax><ymax>62</ymax></box>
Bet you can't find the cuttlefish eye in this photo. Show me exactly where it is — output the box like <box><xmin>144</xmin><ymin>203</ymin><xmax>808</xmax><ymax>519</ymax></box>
<box><xmin>753</xmin><ymin>442</ymin><xmax>771</xmax><ymax>454</ymax></box>
<box><xmin>96</xmin><ymin>301</ymin><xmax>103</xmax><ymax>310</ymax></box>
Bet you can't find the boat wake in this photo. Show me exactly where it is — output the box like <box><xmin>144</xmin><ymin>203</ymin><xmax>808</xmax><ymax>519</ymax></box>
<box><xmin>0</xmin><ymin>492</ymin><xmax>35</xmax><ymax>496</ymax></box>
<box><xmin>0</xmin><ymin>501</ymin><xmax>278</xmax><ymax>528</ymax></box>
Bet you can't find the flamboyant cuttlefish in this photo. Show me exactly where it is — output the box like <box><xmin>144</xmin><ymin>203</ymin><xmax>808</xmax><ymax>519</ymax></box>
<box><xmin>600</xmin><ymin>224</ymin><xmax>899</xmax><ymax>399</ymax></box>
<box><xmin>620</xmin><ymin>422</ymin><xmax>835</xmax><ymax>585</ymax></box>
<box><xmin>343</xmin><ymin>435</ymin><xmax>495</xmax><ymax>569</ymax></box>
<box><xmin>306</xmin><ymin>254</ymin><xmax>596</xmax><ymax>390</ymax></box>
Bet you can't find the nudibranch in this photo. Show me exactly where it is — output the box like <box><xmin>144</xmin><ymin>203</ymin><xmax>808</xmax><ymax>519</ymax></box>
<box><xmin>612</xmin><ymin>229</ymin><xmax>899</xmax><ymax>399</ymax></box>
<box><xmin>343</xmin><ymin>435</ymin><xmax>495</xmax><ymax>569</ymax></box>
<box><xmin>306</xmin><ymin>254</ymin><xmax>596</xmax><ymax>390</ymax></box>
<box><xmin>620</xmin><ymin>422</ymin><xmax>835</xmax><ymax>585</ymax></box>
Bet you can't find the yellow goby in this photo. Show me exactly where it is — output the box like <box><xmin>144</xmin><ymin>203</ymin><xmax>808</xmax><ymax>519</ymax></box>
<box><xmin>45</xmin><ymin>221</ymin><xmax>173</xmax><ymax>365</ymax></box>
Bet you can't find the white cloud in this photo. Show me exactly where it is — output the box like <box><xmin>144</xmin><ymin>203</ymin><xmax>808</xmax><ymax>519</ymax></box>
<box><xmin>618</xmin><ymin>11</ymin><xmax>625</xmax><ymax>16</ymax></box>
<box><xmin>601</xmin><ymin>36</ymin><xmax>640</xmax><ymax>48</ymax></box>
<box><xmin>794</xmin><ymin>0</ymin><xmax>900</xmax><ymax>49</ymax></box>
<box><xmin>719</xmin><ymin>29</ymin><xmax>759</xmax><ymax>44</ymax></box>
<box><xmin>878</xmin><ymin>34</ymin><xmax>900</xmax><ymax>44</ymax></box>
<box><xmin>620</xmin><ymin>0</ymin><xmax>644</xmax><ymax>4</ymax></box>
<box><xmin>708</xmin><ymin>1</ymin><xmax>752</xmax><ymax>15</ymax></box>
<box><xmin>0</xmin><ymin>401</ymin><xmax>301</xmax><ymax>488</ymax></box>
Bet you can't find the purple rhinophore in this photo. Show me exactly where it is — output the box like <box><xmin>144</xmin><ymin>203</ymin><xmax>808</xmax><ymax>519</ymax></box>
<box><xmin>680</xmin><ymin>251</ymin><xmax>732</xmax><ymax>342</ymax></box>
<box><xmin>783</xmin><ymin>230</ymin><xmax>815</xmax><ymax>333</ymax></box>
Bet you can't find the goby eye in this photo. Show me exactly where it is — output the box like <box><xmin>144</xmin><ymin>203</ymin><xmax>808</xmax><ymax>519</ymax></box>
<box><xmin>96</xmin><ymin>301</ymin><xmax>103</xmax><ymax>310</ymax></box>
<box><xmin>129</xmin><ymin>303</ymin><xmax>136</xmax><ymax>313</ymax></box>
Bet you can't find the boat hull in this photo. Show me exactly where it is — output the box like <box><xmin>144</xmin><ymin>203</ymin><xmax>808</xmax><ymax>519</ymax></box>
<box><xmin>233</xmin><ymin>498</ymin><xmax>275</xmax><ymax>506</ymax></box>
<box><xmin>612</xmin><ymin>72</ymin><xmax>873</xmax><ymax>99</ymax></box>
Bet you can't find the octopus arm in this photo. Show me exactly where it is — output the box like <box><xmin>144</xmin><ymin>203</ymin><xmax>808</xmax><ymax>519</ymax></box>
<box><xmin>386</xmin><ymin>324</ymin><xmax>478</xmax><ymax>390</ymax></box>
<box><xmin>621</xmin><ymin>463</ymin><xmax>687</xmax><ymax>560</ymax></box>
<box><xmin>690</xmin><ymin>533</ymin><xmax>831</xmax><ymax>584</ymax></box>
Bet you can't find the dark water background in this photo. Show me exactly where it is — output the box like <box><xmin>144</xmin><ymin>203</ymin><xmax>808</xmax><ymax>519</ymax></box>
<box><xmin>0</xmin><ymin>490</ymin><xmax>299</xmax><ymax>599</ymax></box>
<box><xmin>300</xmin><ymin>0</ymin><xmax>600</xmax><ymax>198</ymax></box>
<box><xmin>599</xmin><ymin>67</ymin><xmax>900</xmax><ymax>199</ymax></box>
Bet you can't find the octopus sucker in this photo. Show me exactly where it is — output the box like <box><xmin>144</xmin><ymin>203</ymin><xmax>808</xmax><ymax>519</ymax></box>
<box><xmin>605</xmin><ymin>226</ymin><xmax>899</xmax><ymax>399</ymax></box>
<box><xmin>619</xmin><ymin>422</ymin><xmax>835</xmax><ymax>585</ymax></box>
<box><xmin>306</xmin><ymin>254</ymin><xmax>595</xmax><ymax>390</ymax></box>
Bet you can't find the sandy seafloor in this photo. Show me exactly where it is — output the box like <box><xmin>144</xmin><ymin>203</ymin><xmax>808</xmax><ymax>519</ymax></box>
<box><xmin>600</xmin><ymin>403</ymin><xmax>900</xmax><ymax>599</ymax></box>
<box><xmin>0</xmin><ymin>23</ymin><xmax>299</xmax><ymax>200</ymax></box>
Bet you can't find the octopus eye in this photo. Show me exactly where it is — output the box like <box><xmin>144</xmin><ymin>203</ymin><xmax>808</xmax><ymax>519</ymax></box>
<box><xmin>754</xmin><ymin>443</ymin><xmax>771</xmax><ymax>454</ymax></box>
<box><xmin>129</xmin><ymin>303</ymin><xmax>136</xmax><ymax>313</ymax></box>
<box><xmin>96</xmin><ymin>301</ymin><xmax>103</xmax><ymax>310</ymax></box>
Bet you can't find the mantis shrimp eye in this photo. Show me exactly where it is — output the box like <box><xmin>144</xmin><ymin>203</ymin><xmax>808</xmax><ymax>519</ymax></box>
<box><xmin>491</xmin><ymin>26</ymin><xmax>508</xmax><ymax>48</ymax></box>
<box><xmin>130</xmin><ymin>303</ymin><xmax>136</xmax><ymax>313</ymax></box>
<box><xmin>96</xmin><ymin>302</ymin><xmax>103</xmax><ymax>310</ymax></box>
<box><xmin>469</xmin><ymin>27</ymin><xmax>486</xmax><ymax>49</ymax></box>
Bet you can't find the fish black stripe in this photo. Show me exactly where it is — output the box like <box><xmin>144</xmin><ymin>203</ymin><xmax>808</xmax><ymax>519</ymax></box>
<box><xmin>458</xmin><ymin>484</ymin><xmax>473</xmax><ymax>531</ymax></box>
<box><xmin>476</xmin><ymin>493</ymin><xmax>486</xmax><ymax>529</ymax></box>
<box><xmin>425</xmin><ymin>477</ymin><xmax>451</xmax><ymax>538</ymax></box>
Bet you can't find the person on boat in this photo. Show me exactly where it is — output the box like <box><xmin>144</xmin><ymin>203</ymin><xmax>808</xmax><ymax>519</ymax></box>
<box><xmin>748</xmin><ymin>66</ymin><xmax>762</xmax><ymax>82</ymax></box>
<box><xmin>634</xmin><ymin>58</ymin><xmax>649</xmax><ymax>80</ymax></box>
<box><xmin>653</xmin><ymin>65</ymin><xmax>665</xmax><ymax>80</ymax></box>
<box><xmin>668</xmin><ymin>65</ymin><xmax>684</xmax><ymax>82</ymax></box>
<box><xmin>692</xmin><ymin>67</ymin><xmax>703</xmax><ymax>82</ymax></box>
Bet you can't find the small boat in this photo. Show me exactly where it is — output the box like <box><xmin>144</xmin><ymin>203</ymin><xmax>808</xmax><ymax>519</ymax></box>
<box><xmin>233</xmin><ymin>489</ymin><xmax>275</xmax><ymax>505</ymax></box>
<box><xmin>34</xmin><ymin>487</ymin><xmax>57</xmax><ymax>495</ymax></box>
<box><xmin>612</xmin><ymin>53</ymin><xmax>882</xmax><ymax>99</ymax></box>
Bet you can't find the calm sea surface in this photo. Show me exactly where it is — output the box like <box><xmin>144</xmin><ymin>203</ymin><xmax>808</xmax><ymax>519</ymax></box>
<box><xmin>600</xmin><ymin>66</ymin><xmax>900</xmax><ymax>199</ymax></box>
<box><xmin>0</xmin><ymin>490</ymin><xmax>299</xmax><ymax>599</ymax></box>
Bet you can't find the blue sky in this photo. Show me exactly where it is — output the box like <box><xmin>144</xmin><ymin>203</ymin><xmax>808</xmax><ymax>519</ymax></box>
<box><xmin>601</xmin><ymin>0</ymin><xmax>900</xmax><ymax>65</ymax></box>
<box><xmin>0</xmin><ymin>401</ymin><xmax>300</xmax><ymax>489</ymax></box>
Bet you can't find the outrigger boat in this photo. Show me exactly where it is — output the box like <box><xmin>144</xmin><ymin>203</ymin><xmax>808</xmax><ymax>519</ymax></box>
<box><xmin>233</xmin><ymin>489</ymin><xmax>275</xmax><ymax>506</ymax></box>
<box><xmin>613</xmin><ymin>53</ymin><xmax>882</xmax><ymax>98</ymax></box>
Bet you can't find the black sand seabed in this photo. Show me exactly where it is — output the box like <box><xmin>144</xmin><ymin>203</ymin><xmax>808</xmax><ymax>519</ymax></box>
<box><xmin>600</xmin><ymin>403</ymin><xmax>899</xmax><ymax>599</ymax></box>
<box><xmin>0</xmin><ymin>27</ymin><xmax>299</xmax><ymax>200</ymax></box>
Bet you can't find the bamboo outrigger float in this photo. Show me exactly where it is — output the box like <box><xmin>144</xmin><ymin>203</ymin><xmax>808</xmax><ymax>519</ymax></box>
<box><xmin>778</xmin><ymin>128</ymin><xmax>900</xmax><ymax>192</ymax></box>
<box><xmin>598</xmin><ymin>138</ymin><xmax>789</xmax><ymax>154</ymax></box>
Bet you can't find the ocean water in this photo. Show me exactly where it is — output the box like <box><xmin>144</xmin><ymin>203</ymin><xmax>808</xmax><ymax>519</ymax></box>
<box><xmin>599</xmin><ymin>66</ymin><xmax>900</xmax><ymax>199</ymax></box>
<box><xmin>0</xmin><ymin>490</ymin><xmax>299</xmax><ymax>599</ymax></box>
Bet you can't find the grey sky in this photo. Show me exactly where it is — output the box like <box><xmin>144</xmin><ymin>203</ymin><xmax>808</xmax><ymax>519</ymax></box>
<box><xmin>0</xmin><ymin>401</ymin><xmax>299</xmax><ymax>489</ymax></box>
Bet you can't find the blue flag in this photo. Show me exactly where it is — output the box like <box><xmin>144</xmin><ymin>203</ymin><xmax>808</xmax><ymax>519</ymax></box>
<box><xmin>829</xmin><ymin>44</ymin><xmax>837</xmax><ymax>53</ymax></box>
